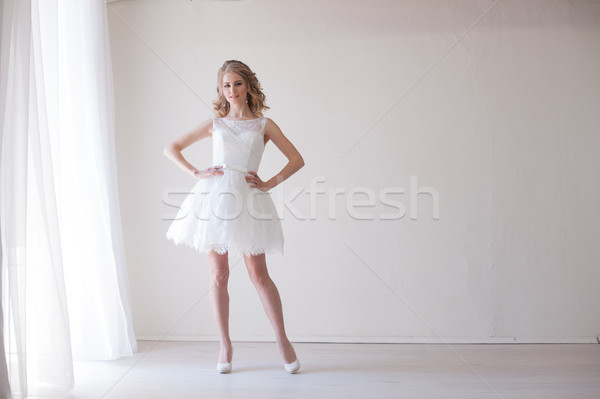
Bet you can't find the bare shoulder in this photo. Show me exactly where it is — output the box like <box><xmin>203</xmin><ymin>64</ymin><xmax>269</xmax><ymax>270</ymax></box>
<box><xmin>200</xmin><ymin>117</ymin><xmax>215</xmax><ymax>135</ymax></box>
<box><xmin>170</xmin><ymin>117</ymin><xmax>214</xmax><ymax>151</ymax></box>
<box><xmin>262</xmin><ymin>116</ymin><xmax>304</xmax><ymax>164</ymax></box>
<box><xmin>188</xmin><ymin>117</ymin><xmax>215</xmax><ymax>139</ymax></box>
<box><xmin>264</xmin><ymin>117</ymin><xmax>285</xmax><ymax>139</ymax></box>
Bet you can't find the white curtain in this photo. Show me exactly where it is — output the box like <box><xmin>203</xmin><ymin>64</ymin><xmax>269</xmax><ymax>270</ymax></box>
<box><xmin>0</xmin><ymin>0</ymin><xmax>137</xmax><ymax>397</ymax></box>
<box><xmin>0</xmin><ymin>237</ymin><xmax>9</xmax><ymax>399</ymax></box>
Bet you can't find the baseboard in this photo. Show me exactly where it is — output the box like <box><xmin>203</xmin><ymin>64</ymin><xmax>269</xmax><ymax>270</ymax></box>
<box><xmin>135</xmin><ymin>335</ymin><xmax>599</xmax><ymax>344</ymax></box>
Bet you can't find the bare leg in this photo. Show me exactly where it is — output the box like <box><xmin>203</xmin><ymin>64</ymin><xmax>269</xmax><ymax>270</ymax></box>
<box><xmin>207</xmin><ymin>250</ymin><xmax>232</xmax><ymax>364</ymax></box>
<box><xmin>244</xmin><ymin>253</ymin><xmax>297</xmax><ymax>364</ymax></box>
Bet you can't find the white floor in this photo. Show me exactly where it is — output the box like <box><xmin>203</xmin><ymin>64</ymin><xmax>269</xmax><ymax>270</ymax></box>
<box><xmin>37</xmin><ymin>341</ymin><xmax>600</xmax><ymax>399</ymax></box>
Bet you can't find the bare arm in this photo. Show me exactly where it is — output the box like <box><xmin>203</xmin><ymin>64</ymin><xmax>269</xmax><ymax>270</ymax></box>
<box><xmin>163</xmin><ymin>118</ymin><xmax>223</xmax><ymax>179</ymax></box>
<box><xmin>247</xmin><ymin>117</ymin><xmax>304</xmax><ymax>190</ymax></box>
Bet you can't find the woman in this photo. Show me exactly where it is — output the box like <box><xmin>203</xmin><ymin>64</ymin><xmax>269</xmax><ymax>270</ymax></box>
<box><xmin>163</xmin><ymin>60</ymin><xmax>304</xmax><ymax>374</ymax></box>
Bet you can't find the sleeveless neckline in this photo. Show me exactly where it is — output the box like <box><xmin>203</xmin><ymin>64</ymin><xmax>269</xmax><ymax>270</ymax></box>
<box><xmin>220</xmin><ymin>117</ymin><xmax>264</xmax><ymax>122</ymax></box>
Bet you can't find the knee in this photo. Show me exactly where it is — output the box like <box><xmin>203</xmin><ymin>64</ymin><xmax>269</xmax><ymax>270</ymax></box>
<box><xmin>248</xmin><ymin>270</ymin><xmax>271</xmax><ymax>289</ymax></box>
<box><xmin>211</xmin><ymin>268</ymin><xmax>229</xmax><ymax>288</ymax></box>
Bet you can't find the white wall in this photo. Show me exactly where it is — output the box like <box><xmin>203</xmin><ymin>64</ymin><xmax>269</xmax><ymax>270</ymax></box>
<box><xmin>107</xmin><ymin>0</ymin><xmax>600</xmax><ymax>343</ymax></box>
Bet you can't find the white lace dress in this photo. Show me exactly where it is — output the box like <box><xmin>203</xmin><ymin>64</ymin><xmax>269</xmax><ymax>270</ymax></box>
<box><xmin>165</xmin><ymin>117</ymin><xmax>284</xmax><ymax>256</ymax></box>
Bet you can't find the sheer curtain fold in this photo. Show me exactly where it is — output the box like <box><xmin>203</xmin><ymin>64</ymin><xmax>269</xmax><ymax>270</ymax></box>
<box><xmin>1</xmin><ymin>2</ymin><xmax>39</xmax><ymax>396</ymax></box>
<box><xmin>0</xmin><ymin>239</ymin><xmax>10</xmax><ymax>399</ymax></box>
<box><xmin>1</xmin><ymin>0</ymin><xmax>136</xmax><ymax>397</ymax></box>
<box><xmin>56</xmin><ymin>0</ymin><xmax>137</xmax><ymax>360</ymax></box>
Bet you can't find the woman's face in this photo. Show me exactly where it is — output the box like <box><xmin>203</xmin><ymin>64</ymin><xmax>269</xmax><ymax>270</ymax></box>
<box><xmin>222</xmin><ymin>72</ymin><xmax>248</xmax><ymax>106</ymax></box>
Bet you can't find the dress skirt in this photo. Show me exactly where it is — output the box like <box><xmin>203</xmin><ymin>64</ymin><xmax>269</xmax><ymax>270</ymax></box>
<box><xmin>165</xmin><ymin>166</ymin><xmax>284</xmax><ymax>257</ymax></box>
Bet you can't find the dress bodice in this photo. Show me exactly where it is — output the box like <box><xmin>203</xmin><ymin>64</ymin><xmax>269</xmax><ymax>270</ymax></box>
<box><xmin>211</xmin><ymin>117</ymin><xmax>266</xmax><ymax>172</ymax></box>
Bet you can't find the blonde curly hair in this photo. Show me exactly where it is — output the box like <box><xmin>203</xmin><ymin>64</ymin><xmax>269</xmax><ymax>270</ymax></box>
<box><xmin>212</xmin><ymin>60</ymin><xmax>270</xmax><ymax>118</ymax></box>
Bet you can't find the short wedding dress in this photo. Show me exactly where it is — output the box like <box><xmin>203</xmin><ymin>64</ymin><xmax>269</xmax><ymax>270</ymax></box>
<box><xmin>165</xmin><ymin>116</ymin><xmax>284</xmax><ymax>256</ymax></box>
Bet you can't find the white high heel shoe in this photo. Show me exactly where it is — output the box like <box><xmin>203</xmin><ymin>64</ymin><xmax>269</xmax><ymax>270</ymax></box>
<box><xmin>217</xmin><ymin>344</ymin><xmax>233</xmax><ymax>373</ymax></box>
<box><xmin>217</xmin><ymin>362</ymin><xmax>232</xmax><ymax>374</ymax></box>
<box><xmin>284</xmin><ymin>358</ymin><xmax>300</xmax><ymax>374</ymax></box>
